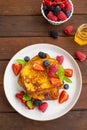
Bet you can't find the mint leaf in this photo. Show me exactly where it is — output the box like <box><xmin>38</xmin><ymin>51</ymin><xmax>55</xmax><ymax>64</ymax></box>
<box><xmin>16</xmin><ymin>59</ymin><xmax>26</xmax><ymax>66</ymax></box>
<box><xmin>23</xmin><ymin>93</ymin><xmax>31</xmax><ymax>101</ymax></box>
<box><xmin>56</xmin><ymin>66</ymin><xmax>72</xmax><ymax>83</ymax></box>
<box><xmin>64</xmin><ymin>76</ymin><xmax>72</xmax><ymax>83</ymax></box>
<box><xmin>56</xmin><ymin>66</ymin><xmax>64</xmax><ymax>82</ymax></box>
<box><xmin>26</xmin><ymin>101</ymin><xmax>33</xmax><ymax>109</ymax></box>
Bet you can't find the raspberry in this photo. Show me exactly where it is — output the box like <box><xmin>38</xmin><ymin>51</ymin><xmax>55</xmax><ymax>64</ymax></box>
<box><xmin>75</xmin><ymin>51</ymin><xmax>86</xmax><ymax>62</ymax></box>
<box><xmin>48</xmin><ymin>64</ymin><xmax>58</xmax><ymax>77</ymax></box>
<box><xmin>47</xmin><ymin>11</ymin><xmax>58</xmax><ymax>21</ymax></box>
<box><xmin>56</xmin><ymin>55</ymin><xmax>64</xmax><ymax>65</ymax></box>
<box><xmin>54</xmin><ymin>0</ymin><xmax>60</xmax><ymax>2</ymax></box>
<box><xmin>38</xmin><ymin>102</ymin><xmax>48</xmax><ymax>112</ymax></box>
<box><xmin>63</xmin><ymin>0</ymin><xmax>68</xmax><ymax>3</ymax></box>
<box><xmin>57</xmin><ymin>11</ymin><xmax>67</xmax><ymax>20</ymax></box>
<box><xmin>45</xmin><ymin>1</ymin><xmax>52</xmax><ymax>6</ymax></box>
<box><xmin>60</xmin><ymin>3</ymin><xmax>65</xmax><ymax>8</ymax></box>
<box><xmin>65</xmin><ymin>2</ymin><xmax>72</xmax><ymax>12</ymax></box>
<box><xmin>64</xmin><ymin>25</ymin><xmax>73</xmax><ymax>35</ymax></box>
<box><xmin>50</xmin><ymin>31</ymin><xmax>58</xmax><ymax>39</ymax></box>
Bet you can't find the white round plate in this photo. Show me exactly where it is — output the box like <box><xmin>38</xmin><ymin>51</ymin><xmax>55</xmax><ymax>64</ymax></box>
<box><xmin>4</xmin><ymin>43</ymin><xmax>82</xmax><ymax>121</ymax></box>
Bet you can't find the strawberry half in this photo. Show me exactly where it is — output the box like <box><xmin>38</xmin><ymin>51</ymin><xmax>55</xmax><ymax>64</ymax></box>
<box><xmin>59</xmin><ymin>90</ymin><xmax>69</xmax><ymax>103</ymax></box>
<box><xmin>50</xmin><ymin>77</ymin><xmax>61</xmax><ymax>86</ymax></box>
<box><xmin>32</xmin><ymin>62</ymin><xmax>45</xmax><ymax>71</ymax></box>
<box><xmin>38</xmin><ymin>102</ymin><xmax>48</xmax><ymax>112</ymax></box>
<box><xmin>64</xmin><ymin>69</ymin><xmax>73</xmax><ymax>77</ymax></box>
<box><xmin>12</xmin><ymin>64</ymin><xmax>22</xmax><ymax>76</ymax></box>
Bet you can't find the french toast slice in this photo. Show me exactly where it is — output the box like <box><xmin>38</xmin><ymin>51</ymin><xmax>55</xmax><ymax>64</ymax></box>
<box><xmin>18</xmin><ymin>54</ymin><xmax>64</xmax><ymax>100</ymax></box>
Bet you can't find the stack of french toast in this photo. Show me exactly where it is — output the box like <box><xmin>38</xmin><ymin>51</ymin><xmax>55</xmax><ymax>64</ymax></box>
<box><xmin>18</xmin><ymin>52</ymin><xmax>64</xmax><ymax>100</ymax></box>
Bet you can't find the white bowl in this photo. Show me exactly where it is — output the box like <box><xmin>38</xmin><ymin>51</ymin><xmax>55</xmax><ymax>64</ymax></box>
<box><xmin>41</xmin><ymin>0</ymin><xmax>74</xmax><ymax>25</ymax></box>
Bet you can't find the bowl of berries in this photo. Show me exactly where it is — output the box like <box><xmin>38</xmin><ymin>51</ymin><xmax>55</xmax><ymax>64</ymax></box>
<box><xmin>41</xmin><ymin>0</ymin><xmax>74</xmax><ymax>25</ymax></box>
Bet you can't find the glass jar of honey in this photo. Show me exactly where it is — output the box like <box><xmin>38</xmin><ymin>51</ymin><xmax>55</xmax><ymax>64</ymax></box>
<box><xmin>74</xmin><ymin>24</ymin><xmax>87</xmax><ymax>45</ymax></box>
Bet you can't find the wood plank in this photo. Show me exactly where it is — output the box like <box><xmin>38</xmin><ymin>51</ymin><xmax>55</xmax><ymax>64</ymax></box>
<box><xmin>73</xmin><ymin>0</ymin><xmax>87</xmax><ymax>14</ymax></box>
<box><xmin>0</xmin><ymin>15</ymin><xmax>87</xmax><ymax>36</ymax></box>
<box><xmin>0</xmin><ymin>111</ymin><xmax>87</xmax><ymax>130</ymax></box>
<box><xmin>0</xmin><ymin>0</ymin><xmax>87</xmax><ymax>15</ymax></box>
<box><xmin>0</xmin><ymin>37</ymin><xmax>87</xmax><ymax>59</ymax></box>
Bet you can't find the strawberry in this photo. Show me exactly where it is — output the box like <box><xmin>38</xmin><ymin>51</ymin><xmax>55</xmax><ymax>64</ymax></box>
<box><xmin>12</xmin><ymin>64</ymin><xmax>22</xmax><ymax>76</ymax></box>
<box><xmin>56</xmin><ymin>55</ymin><xmax>64</xmax><ymax>65</ymax></box>
<box><xmin>75</xmin><ymin>51</ymin><xmax>86</xmax><ymax>62</ymax></box>
<box><xmin>57</xmin><ymin>11</ymin><xmax>67</xmax><ymax>20</ymax></box>
<box><xmin>32</xmin><ymin>62</ymin><xmax>45</xmax><ymax>71</ymax></box>
<box><xmin>47</xmin><ymin>11</ymin><xmax>58</xmax><ymax>21</ymax></box>
<box><xmin>50</xmin><ymin>77</ymin><xmax>61</xmax><ymax>86</ymax></box>
<box><xmin>38</xmin><ymin>102</ymin><xmax>48</xmax><ymax>112</ymax></box>
<box><xmin>64</xmin><ymin>25</ymin><xmax>73</xmax><ymax>35</ymax></box>
<box><xmin>64</xmin><ymin>69</ymin><xmax>73</xmax><ymax>77</ymax></box>
<box><xmin>59</xmin><ymin>90</ymin><xmax>69</xmax><ymax>103</ymax></box>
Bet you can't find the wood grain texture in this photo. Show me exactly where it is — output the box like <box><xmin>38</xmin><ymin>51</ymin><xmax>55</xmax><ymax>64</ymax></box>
<box><xmin>0</xmin><ymin>0</ymin><xmax>87</xmax><ymax>15</ymax></box>
<box><xmin>0</xmin><ymin>0</ymin><xmax>87</xmax><ymax>129</ymax></box>
<box><xmin>0</xmin><ymin>15</ymin><xmax>87</xmax><ymax>36</ymax></box>
<box><xmin>0</xmin><ymin>111</ymin><xmax>87</xmax><ymax>130</ymax></box>
<box><xmin>0</xmin><ymin>37</ymin><xmax>87</xmax><ymax>59</ymax></box>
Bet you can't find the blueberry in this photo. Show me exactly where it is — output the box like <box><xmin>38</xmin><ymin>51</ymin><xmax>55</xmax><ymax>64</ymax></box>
<box><xmin>64</xmin><ymin>84</ymin><xmax>69</xmax><ymax>90</ymax></box>
<box><xmin>44</xmin><ymin>9</ymin><xmax>49</xmax><ymax>16</ymax></box>
<box><xmin>48</xmin><ymin>6</ymin><xmax>55</xmax><ymax>11</ymax></box>
<box><xmin>43</xmin><ymin>5</ymin><xmax>47</xmax><ymax>11</ymax></box>
<box><xmin>53</xmin><ymin>6</ymin><xmax>61</xmax><ymax>15</ymax></box>
<box><xmin>24</xmin><ymin>56</ymin><xmax>30</xmax><ymax>62</ymax></box>
<box><xmin>50</xmin><ymin>31</ymin><xmax>58</xmax><ymax>39</ymax></box>
<box><xmin>62</xmin><ymin>8</ymin><xmax>66</xmax><ymax>14</ymax></box>
<box><xmin>43</xmin><ymin>5</ymin><xmax>50</xmax><ymax>16</ymax></box>
<box><xmin>43</xmin><ymin>60</ymin><xmax>50</xmax><ymax>67</ymax></box>
<box><xmin>33</xmin><ymin>99</ymin><xmax>42</xmax><ymax>106</ymax></box>
<box><xmin>38</xmin><ymin>52</ymin><xmax>47</xmax><ymax>58</ymax></box>
<box><xmin>65</xmin><ymin>11</ymin><xmax>71</xmax><ymax>18</ymax></box>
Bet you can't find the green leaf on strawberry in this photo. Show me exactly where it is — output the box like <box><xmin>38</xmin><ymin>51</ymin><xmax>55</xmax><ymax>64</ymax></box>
<box><xmin>16</xmin><ymin>59</ymin><xmax>26</xmax><ymax>66</ymax></box>
<box><xmin>56</xmin><ymin>66</ymin><xmax>64</xmax><ymax>82</ymax></box>
<box><xmin>23</xmin><ymin>93</ymin><xmax>31</xmax><ymax>101</ymax></box>
<box><xmin>56</xmin><ymin>66</ymin><xmax>72</xmax><ymax>83</ymax></box>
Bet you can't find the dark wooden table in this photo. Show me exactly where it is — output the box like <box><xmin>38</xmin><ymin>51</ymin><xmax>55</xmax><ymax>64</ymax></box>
<box><xmin>0</xmin><ymin>0</ymin><xmax>87</xmax><ymax>129</ymax></box>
